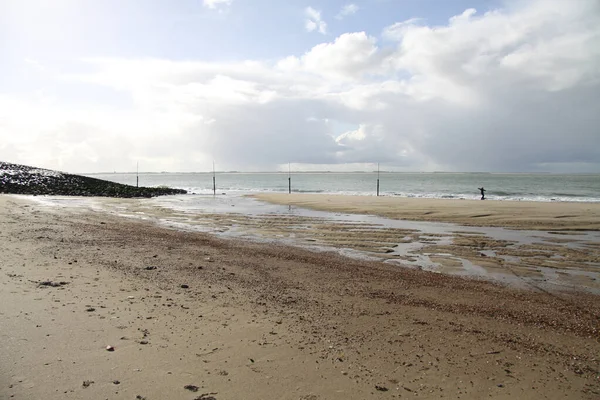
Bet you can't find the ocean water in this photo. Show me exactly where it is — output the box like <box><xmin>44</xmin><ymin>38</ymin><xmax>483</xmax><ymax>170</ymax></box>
<box><xmin>87</xmin><ymin>172</ymin><xmax>600</xmax><ymax>202</ymax></box>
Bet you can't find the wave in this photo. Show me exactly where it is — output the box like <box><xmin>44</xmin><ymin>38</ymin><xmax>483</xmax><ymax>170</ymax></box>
<box><xmin>294</xmin><ymin>189</ymin><xmax>325</xmax><ymax>193</ymax></box>
<box><xmin>170</xmin><ymin>186</ymin><xmax>600</xmax><ymax>203</ymax></box>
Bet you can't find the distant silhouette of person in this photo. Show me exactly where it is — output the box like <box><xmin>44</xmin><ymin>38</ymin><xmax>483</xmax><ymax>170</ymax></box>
<box><xmin>478</xmin><ymin>187</ymin><xmax>486</xmax><ymax>200</ymax></box>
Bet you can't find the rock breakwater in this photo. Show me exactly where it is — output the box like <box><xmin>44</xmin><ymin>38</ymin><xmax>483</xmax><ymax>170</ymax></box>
<box><xmin>0</xmin><ymin>161</ymin><xmax>186</xmax><ymax>197</ymax></box>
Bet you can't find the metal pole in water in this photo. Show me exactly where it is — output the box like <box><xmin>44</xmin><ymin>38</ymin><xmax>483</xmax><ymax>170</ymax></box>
<box><xmin>288</xmin><ymin>163</ymin><xmax>291</xmax><ymax>194</ymax></box>
<box><xmin>212</xmin><ymin>161</ymin><xmax>216</xmax><ymax>196</ymax></box>
<box><xmin>376</xmin><ymin>163</ymin><xmax>380</xmax><ymax>197</ymax></box>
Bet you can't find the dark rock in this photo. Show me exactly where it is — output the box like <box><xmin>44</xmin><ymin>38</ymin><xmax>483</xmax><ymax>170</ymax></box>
<box><xmin>195</xmin><ymin>394</ymin><xmax>218</xmax><ymax>400</ymax></box>
<box><xmin>38</xmin><ymin>280</ymin><xmax>69</xmax><ymax>287</ymax></box>
<box><xmin>184</xmin><ymin>384</ymin><xmax>200</xmax><ymax>392</ymax></box>
<box><xmin>375</xmin><ymin>385</ymin><xmax>388</xmax><ymax>392</ymax></box>
<box><xmin>0</xmin><ymin>161</ymin><xmax>187</xmax><ymax>198</ymax></box>
<box><xmin>181</xmin><ymin>284</ymin><xmax>189</xmax><ymax>289</ymax></box>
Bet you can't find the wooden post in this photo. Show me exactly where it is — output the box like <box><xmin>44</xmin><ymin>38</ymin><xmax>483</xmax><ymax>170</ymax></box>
<box><xmin>376</xmin><ymin>163</ymin><xmax>380</xmax><ymax>196</ymax></box>
<box><xmin>288</xmin><ymin>163</ymin><xmax>291</xmax><ymax>194</ymax></box>
<box><xmin>212</xmin><ymin>161</ymin><xmax>216</xmax><ymax>196</ymax></box>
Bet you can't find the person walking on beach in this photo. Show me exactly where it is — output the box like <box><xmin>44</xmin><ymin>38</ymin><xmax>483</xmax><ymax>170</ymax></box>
<box><xmin>478</xmin><ymin>187</ymin><xmax>486</xmax><ymax>200</ymax></box>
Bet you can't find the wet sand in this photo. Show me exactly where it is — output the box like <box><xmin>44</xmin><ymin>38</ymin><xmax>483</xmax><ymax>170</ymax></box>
<box><xmin>252</xmin><ymin>194</ymin><xmax>600</xmax><ymax>231</ymax></box>
<box><xmin>25</xmin><ymin>195</ymin><xmax>600</xmax><ymax>293</ymax></box>
<box><xmin>1</xmin><ymin>195</ymin><xmax>600</xmax><ymax>399</ymax></box>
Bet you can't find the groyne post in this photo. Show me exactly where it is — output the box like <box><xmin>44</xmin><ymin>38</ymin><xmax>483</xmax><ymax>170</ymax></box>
<box><xmin>212</xmin><ymin>161</ymin><xmax>216</xmax><ymax>196</ymax></box>
<box><xmin>376</xmin><ymin>163</ymin><xmax>380</xmax><ymax>197</ymax></box>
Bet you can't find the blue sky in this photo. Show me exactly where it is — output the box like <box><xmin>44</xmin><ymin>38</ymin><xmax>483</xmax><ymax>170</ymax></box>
<box><xmin>3</xmin><ymin>1</ymin><xmax>502</xmax><ymax>66</ymax></box>
<box><xmin>1</xmin><ymin>0</ymin><xmax>599</xmax><ymax>172</ymax></box>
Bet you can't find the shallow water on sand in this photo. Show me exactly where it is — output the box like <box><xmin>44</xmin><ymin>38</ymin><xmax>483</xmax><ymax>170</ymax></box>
<box><xmin>25</xmin><ymin>194</ymin><xmax>600</xmax><ymax>294</ymax></box>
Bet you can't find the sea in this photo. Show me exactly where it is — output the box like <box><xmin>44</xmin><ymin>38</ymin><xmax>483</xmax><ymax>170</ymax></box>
<box><xmin>87</xmin><ymin>172</ymin><xmax>600</xmax><ymax>202</ymax></box>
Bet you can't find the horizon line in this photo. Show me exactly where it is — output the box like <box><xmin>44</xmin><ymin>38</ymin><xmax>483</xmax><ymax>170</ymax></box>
<box><xmin>81</xmin><ymin>170</ymin><xmax>600</xmax><ymax>175</ymax></box>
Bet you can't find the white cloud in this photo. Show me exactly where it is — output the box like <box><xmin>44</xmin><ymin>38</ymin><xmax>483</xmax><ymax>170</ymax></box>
<box><xmin>335</xmin><ymin>124</ymin><xmax>419</xmax><ymax>165</ymax></box>
<box><xmin>336</xmin><ymin>4</ymin><xmax>359</xmax><ymax>20</ymax></box>
<box><xmin>280</xmin><ymin>32</ymin><xmax>385</xmax><ymax>81</ymax></box>
<box><xmin>2</xmin><ymin>0</ymin><xmax>600</xmax><ymax>173</ymax></box>
<box><xmin>386</xmin><ymin>0</ymin><xmax>600</xmax><ymax>100</ymax></box>
<box><xmin>203</xmin><ymin>0</ymin><xmax>232</xmax><ymax>10</ymax></box>
<box><xmin>305</xmin><ymin>7</ymin><xmax>327</xmax><ymax>35</ymax></box>
<box><xmin>24</xmin><ymin>57</ymin><xmax>47</xmax><ymax>72</ymax></box>
<box><xmin>381</xmin><ymin>18</ymin><xmax>423</xmax><ymax>41</ymax></box>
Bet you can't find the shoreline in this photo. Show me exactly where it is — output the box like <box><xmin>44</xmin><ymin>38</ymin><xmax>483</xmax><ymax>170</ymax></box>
<box><xmin>252</xmin><ymin>193</ymin><xmax>600</xmax><ymax>231</ymax></box>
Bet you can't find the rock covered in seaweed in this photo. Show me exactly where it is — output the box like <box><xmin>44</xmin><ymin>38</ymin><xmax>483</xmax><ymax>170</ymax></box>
<box><xmin>0</xmin><ymin>161</ymin><xmax>186</xmax><ymax>198</ymax></box>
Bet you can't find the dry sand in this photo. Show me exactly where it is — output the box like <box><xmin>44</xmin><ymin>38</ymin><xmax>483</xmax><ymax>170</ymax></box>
<box><xmin>252</xmin><ymin>194</ymin><xmax>600</xmax><ymax>231</ymax></box>
<box><xmin>1</xmin><ymin>195</ymin><xmax>600</xmax><ymax>399</ymax></box>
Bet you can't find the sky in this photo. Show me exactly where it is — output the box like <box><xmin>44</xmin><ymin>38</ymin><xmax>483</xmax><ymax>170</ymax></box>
<box><xmin>1</xmin><ymin>0</ymin><xmax>599</xmax><ymax>173</ymax></box>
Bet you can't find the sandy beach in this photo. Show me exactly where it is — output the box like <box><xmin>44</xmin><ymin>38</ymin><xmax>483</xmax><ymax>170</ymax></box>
<box><xmin>1</xmin><ymin>194</ymin><xmax>600</xmax><ymax>399</ymax></box>
<box><xmin>252</xmin><ymin>194</ymin><xmax>600</xmax><ymax>231</ymax></box>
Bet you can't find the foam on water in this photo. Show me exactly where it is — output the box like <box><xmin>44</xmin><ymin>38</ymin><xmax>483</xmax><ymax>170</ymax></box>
<box><xmin>164</xmin><ymin>188</ymin><xmax>600</xmax><ymax>203</ymax></box>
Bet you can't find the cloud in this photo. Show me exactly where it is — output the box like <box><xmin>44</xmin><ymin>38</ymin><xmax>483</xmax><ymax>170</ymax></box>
<box><xmin>279</xmin><ymin>32</ymin><xmax>385</xmax><ymax>81</ymax></box>
<box><xmin>24</xmin><ymin>57</ymin><xmax>47</xmax><ymax>72</ymax></box>
<box><xmin>203</xmin><ymin>0</ymin><xmax>232</xmax><ymax>10</ymax></box>
<box><xmin>335</xmin><ymin>124</ymin><xmax>417</xmax><ymax>165</ymax></box>
<box><xmin>377</xmin><ymin>0</ymin><xmax>600</xmax><ymax>171</ymax></box>
<box><xmin>381</xmin><ymin>18</ymin><xmax>423</xmax><ymax>41</ymax></box>
<box><xmin>2</xmin><ymin>0</ymin><xmax>600</xmax><ymax>173</ymax></box>
<box><xmin>305</xmin><ymin>6</ymin><xmax>327</xmax><ymax>35</ymax></box>
<box><xmin>336</xmin><ymin>4</ymin><xmax>359</xmax><ymax>20</ymax></box>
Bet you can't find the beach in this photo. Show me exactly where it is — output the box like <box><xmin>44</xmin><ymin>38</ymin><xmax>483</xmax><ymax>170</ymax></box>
<box><xmin>253</xmin><ymin>194</ymin><xmax>600</xmax><ymax>231</ymax></box>
<box><xmin>1</xmin><ymin>195</ymin><xmax>600</xmax><ymax>399</ymax></box>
